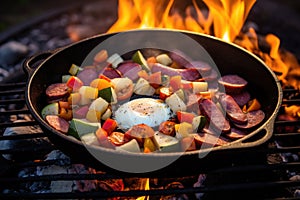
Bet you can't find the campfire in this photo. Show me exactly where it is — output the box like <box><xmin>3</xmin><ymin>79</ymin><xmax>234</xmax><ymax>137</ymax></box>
<box><xmin>105</xmin><ymin>0</ymin><xmax>300</xmax><ymax>119</ymax></box>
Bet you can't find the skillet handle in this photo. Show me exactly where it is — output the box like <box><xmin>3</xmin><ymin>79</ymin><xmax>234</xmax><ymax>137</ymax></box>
<box><xmin>234</xmin><ymin>117</ymin><xmax>275</xmax><ymax>148</ymax></box>
<box><xmin>23</xmin><ymin>50</ymin><xmax>55</xmax><ymax>76</ymax></box>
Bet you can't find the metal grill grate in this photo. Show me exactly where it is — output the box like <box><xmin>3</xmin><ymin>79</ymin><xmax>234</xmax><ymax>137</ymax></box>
<box><xmin>0</xmin><ymin>82</ymin><xmax>300</xmax><ymax>199</ymax></box>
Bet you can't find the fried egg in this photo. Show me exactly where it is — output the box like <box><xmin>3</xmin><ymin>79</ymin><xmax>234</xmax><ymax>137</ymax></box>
<box><xmin>114</xmin><ymin>98</ymin><xmax>173</xmax><ymax>129</ymax></box>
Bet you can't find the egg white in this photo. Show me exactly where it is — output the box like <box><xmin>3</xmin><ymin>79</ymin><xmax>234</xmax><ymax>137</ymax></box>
<box><xmin>114</xmin><ymin>98</ymin><xmax>173</xmax><ymax>130</ymax></box>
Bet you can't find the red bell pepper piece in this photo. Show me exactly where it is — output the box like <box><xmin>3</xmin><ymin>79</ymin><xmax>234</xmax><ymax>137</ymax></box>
<box><xmin>169</xmin><ymin>75</ymin><xmax>182</xmax><ymax>92</ymax></box>
<box><xmin>177</xmin><ymin>111</ymin><xmax>195</xmax><ymax>124</ymax></box>
<box><xmin>102</xmin><ymin>118</ymin><xmax>118</xmax><ymax>135</ymax></box>
<box><xmin>66</xmin><ymin>76</ymin><xmax>83</xmax><ymax>91</ymax></box>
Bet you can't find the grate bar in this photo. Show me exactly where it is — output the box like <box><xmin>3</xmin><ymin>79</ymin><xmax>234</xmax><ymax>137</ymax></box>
<box><xmin>0</xmin><ymin>120</ymin><xmax>38</xmax><ymax>128</ymax></box>
<box><xmin>0</xmin><ymin>99</ymin><xmax>26</xmax><ymax>105</ymax></box>
<box><xmin>0</xmin><ymin>109</ymin><xmax>31</xmax><ymax>116</ymax></box>
<box><xmin>0</xmin><ymin>132</ymin><xmax>45</xmax><ymax>140</ymax></box>
<box><xmin>0</xmin><ymin>180</ymin><xmax>299</xmax><ymax>199</ymax></box>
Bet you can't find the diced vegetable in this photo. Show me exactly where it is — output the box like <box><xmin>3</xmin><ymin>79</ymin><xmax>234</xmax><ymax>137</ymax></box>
<box><xmin>138</xmin><ymin>70</ymin><xmax>149</xmax><ymax>80</ymax></box>
<box><xmin>66</xmin><ymin>76</ymin><xmax>83</xmax><ymax>91</ymax></box>
<box><xmin>59</xmin><ymin>108</ymin><xmax>72</xmax><ymax>121</ymax></box>
<box><xmin>41</xmin><ymin>102</ymin><xmax>59</xmax><ymax>119</ymax></box>
<box><xmin>81</xmin><ymin>133</ymin><xmax>100</xmax><ymax>146</ymax></box>
<box><xmin>86</xmin><ymin>110</ymin><xmax>101</xmax><ymax>122</ymax></box>
<box><xmin>101</xmin><ymin>108</ymin><xmax>112</xmax><ymax>120</ymax></box>
<box><xmin>89</xmin><ymin>97</ymin><xmax>109</xmax><ymax>114</ymax></box>
<box><xmin>111</xmin><ymin>77</ymin><xmax>134</xmax><ymax>101</ymax></box>
<box><xmin>175</xmin><ymin>122</ymin><xmax>193</xmax><ymax>138</ymax></box>
<box><xmin>156</xmin><ymin>54</ymin><xmax>172</xmax><ymax>66</ymax></box>
<box><xmin>90</xmin><ymin>78</ymin><xmax>112</xmax><ymax>91</ymax></box>
<box><xmin>181</xmin><ymin>80</ymin><xmax>193</xmax><ymax>90</ymax></box>
<box><xmin>161</xmin><ymin>75</ymin><xmax>170</xmax><ymax>86</ymax></box>
<box><xmin>169</xmin><ymin>75</ymin><xmax>182</xmax><ymax>92</ymax></box>
<box><xmin>98</xmin><ymin>87</ymin><xmax>117</xmax><ymax>104</ymax></box>
<box><xmin>115</xmin><ymin>139</ymin><xmax>141</xmax><ymax>153</ymax></box>
<box><xmin>192</xmin><ymin>115</ymin><xmax>207</xmax><ymax>132</ymax></box>
<box><xmin>193</xmin><ymin>82</ymin><xmax>208</xmax><ymax>93</ymax></box>
<box><xmin>146</xmin><ymin>56</ymin><xmax>157</xmax><ymax>65</ymax></box>
<box><xmin>177</xmin><ymin>111</ymin><xmax>195</xmax><ymax>123</ymax></box>
<box><xmin>95</xmin><ymin>127</ymin><xmax>115</xmax><ymax>149</ymax></box>
<box><xmin>174</xmin><ymin>89</ymin><xmax>185</xmax><ymax>101</ymax></box>
<box><xmin>68</xmin><ymin>64</ymin><xmax>81</xmax><ymax>76</ymax></box>
<box><xmin>134</xmin><ymin>78</ymin><xmax>155</xmax><ymax>96</ymax></box>
<box><xmin>148</xmin><ymin>71</ymin><xmax>162</xmax><ymax>88</ymax></box>
<box><xmin>73</xmin><ymin>105</ymin><xmax>89</xmax><ymax>119</ymax></box>
<box><xmin>69</xmin><ymin>118</ymin><xmax>100</xmax><ymax>137</ymax></box>
<box><xmin>132</xmin><ymin>50</ymin><xmax>151</xmax><ymax>72</ymax></box>
<box><xmin>246</xmin><ymin>98</ymin><xmax>261</xmax><ymax>112</ymax></box>
<box><xmin>102</xmin><ymin>118</ymin><xmax>118</xmax><ymax>135</ymax></box>
<box><xmin>93</xmin><ymin>49</ymin><xmax>108</xmax><ymax>63</ymax></box>
<box><xmin>153</xmin><ymin>132</ymin><xmax>178</xmax><ymax>149</ymax></box>
<box><xmin>107</xmin><ymin>53</ymin><xmax>124</xmax><ymax>68</ymax></box>
<box><xmin>159</xmin><ymin>87</ymin><xmax>172</xmax><ymax>101</ymax></box>
<box><xmin>144</xmin><ymin>137</ymin><xmax>157</xmax><ymax>153</ymax></box>
<box><xmin>68</xmin><ymin>93</ymin><xmax>81</xmax><ymax>105</ymax></box>
<box><xmin>79</xmin><ymin>86</ymin><xmax>98</xmax><ymax>100</ymax></box>
<box><xmin>62</xmin><ymin>75</ymin><xmax>71</xmax><ymax>83</ymax></box>
<box><xmin>165</xmin><ymin>93</ymin><xmax>187</xmax><ymax>113</ymax></box>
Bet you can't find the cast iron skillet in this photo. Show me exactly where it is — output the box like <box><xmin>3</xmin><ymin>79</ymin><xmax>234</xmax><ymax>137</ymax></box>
<box><xmin>23</xmin><ymin>29</ymin><xmax>282</xmax><ymax>176</ymax></box>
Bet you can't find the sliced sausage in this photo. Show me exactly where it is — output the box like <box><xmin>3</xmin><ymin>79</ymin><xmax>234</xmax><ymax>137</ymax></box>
<box><xmin>218</xmin><ymin>74</ymin><xmax>248</xmax><ymax>94</ymax></box>
<box><xmin>158</xmin><ymin>121</ymin><xmax>176</xmax><ymax>137</ymax></box>
<box><xmin>77</xmin><ymin>67</ymin><xmax>98</xmax><ymax>85</ymax></box>
<box><xmin>196</xmin><ymin>69</ymin><xmax>218</xmax><ymax>82</ymax></box>
<box><xmin>218</xmin><ymin>94</ymin><xmax>247</xmax><ymax>124</ymax></box>
<box><xmin>102</xmin><ymin>67</ymin><xmax>122</xmax><ymax>79</ymax></box>
<box><xmin>226</xmin><ymin>127</ymin><xmax>248</xmax><ymax>139</ymax></box>
<box><xmin>193</xmin><ymin>132</ymin><xmax>230</xmax><ymax>147</ymax></box>
<box><xmin>234</xmin><ymin>110</ymin><xmax>265</xmax><ymax>129</ymax></box>
<box><xmin>117</xmin><ymin>61</ymin><xmax>142</xmax><ymax>81</ymax></box>
<box><xmin>231</xmin><ymin>90</ymin><xmax>251</xmax><ymax>107</ymax></box>
<box><xmin>45</xmin><ymin>115</ymin><xmax>69</xmax><ymax>134</ymax></box>
<box><xmin>184</xmin><ymin>61</ymin><xmax>212</xmax><ymax>76</ymax></box>
<box><xmin>168</xmin><ymin>50</ymin><xmax>190</xmax><ymax>67</ymax></box>
<box><xmin>151</xmin><ymin>63</ymin><xmax>200</xmax><ymax>81</ymax></box>
<box><xmin>199</xmin><ymin>99</ymin><xmax>231</xmax><ymax>133</ymax></box>
<box><xmin>46</xmin><ymin>83</ymin><xmax>69</xmax><ymax>100</ymax></box>
<box><xmin>108</xmin><ymin>132</ymin><xmax>129</xmax><ymax>146</ymax></box>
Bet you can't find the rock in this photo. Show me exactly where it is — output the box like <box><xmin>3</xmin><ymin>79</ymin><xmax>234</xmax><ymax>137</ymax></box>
<box><xmin>0</xmin><ymin>120</ymin><xmax>53</xmax><ymax>161</ymax></box>
<box><xmin>0</xmin><ymin>41</ymin><xmax>29</xmax><ymax>67</ymax></box>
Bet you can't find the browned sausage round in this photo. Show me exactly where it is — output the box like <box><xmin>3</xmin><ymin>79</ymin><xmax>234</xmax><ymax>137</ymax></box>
<box><xmin>219</xmin><ymin>94</ymin><xmax>247</xmax><ymax>124</ymax></box>
<box><xmin>184</xmin><ymin>61</ymin><xmax>212</xmax><ymax>76</ymax></box>
<box><xmin>218</xmin><ymin>74</ymin><xmax>248</xmax><ymax>94</ymax></box>
<box><xmin>45</xmin><ymin>115</ymin><xmax>69</xmax><ymax>134</ymax></box>
<box><xmin>151</xmin><ymin>63</ymin><xmax>200</xmax><ymax>81</ymax></box>
<box><xmin>102</xmin><ymin>67</ymin><xmax>122</xmax><ymax>79</ymax></box>
<box><xmin>199</xmin><ymin>99</ymin><xmax>231</xmax><ymax>133</ymax></box>
<box><xmin>226</xmin><ymin>127</ymin><xmax>247</xmax><ymax>139</ymax></box>
<box><xmin>231</xmin><ymin>90</ymin><xmax>251</xmax><ymax>107</ymax></box>
<box><xmin>158</xmin><ymin>121</ymin><xmax>176</xmax><ymax>137</ymax></box>
<box><xmin>46</xmin><ymin>83</ymin><xmax>69</xmax><ymax>100</ymax></box>
<box><xmin>234</xmin><ymin>110</ymin><xmax>265</xmax><ymax>129</ymax></box>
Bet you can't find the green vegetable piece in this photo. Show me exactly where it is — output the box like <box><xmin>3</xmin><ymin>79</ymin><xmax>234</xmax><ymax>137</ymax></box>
<box><xmin>41</xmin><ymin>103</ymin><xmax>59</xmax><ymax>119</ymax></box>
<box><xmin>68</xmin><ymin>64</ymin><xmax>81</xmax><ymax>76</ymax></box>
<box><xmin>98</xmin><ymin>87</ymin><xmax>113</xmax><ymax>103</ymax></box>
<box><xmin>69</xmin><ymin>118</ymin><xmax>100</xmax><ymax>137</ymax></box>
<box><xmin>62</xmin><ymin>75</ymin><xmax>71</xmax><ymax>83</ymax></box>
<box><xmin>132</xmin><ymin>50</ymin><xmax>150</xmax><ymax>72</ymax></box>
<box><xmin>192</xmin><ymin>115</ymin><xmax>207</xmax><ymax>133</ymax></box>
<box><xmin>81</xmin><ymin>133</ymin><xmax>100</xmax><ymax>146</ymax></box>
